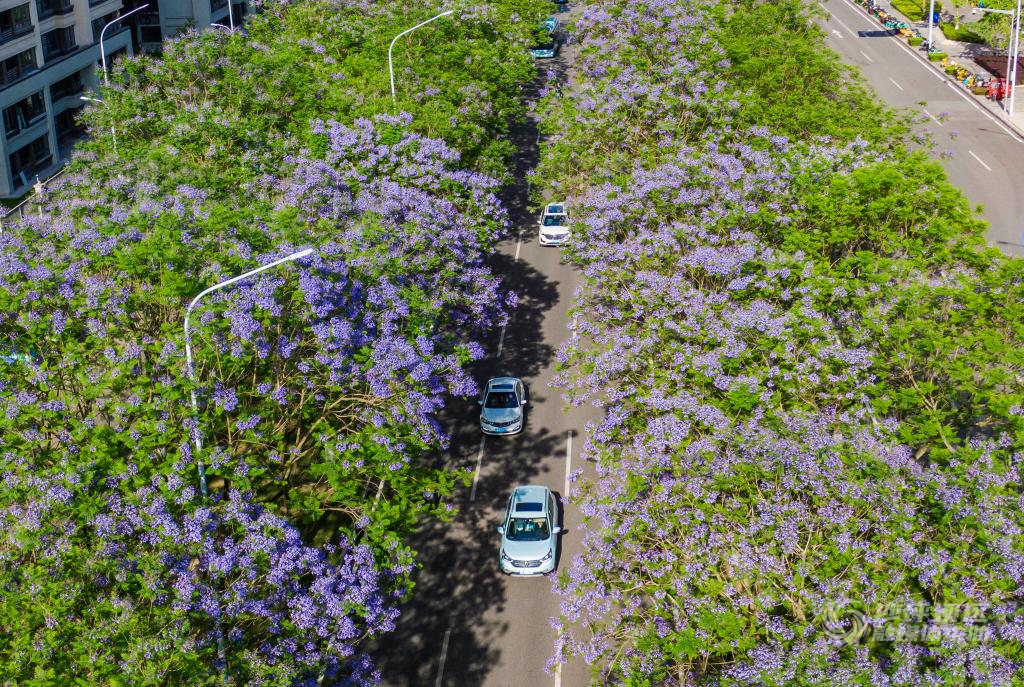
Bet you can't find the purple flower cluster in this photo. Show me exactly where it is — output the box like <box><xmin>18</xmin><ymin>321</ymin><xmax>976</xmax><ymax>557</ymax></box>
<box><xmin>541</xmin><ymin>0</ymin><xmax>1024</xmax><ymax>684</ymax></box>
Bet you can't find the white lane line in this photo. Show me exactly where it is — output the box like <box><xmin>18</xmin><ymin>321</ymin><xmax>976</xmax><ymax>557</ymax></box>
<box><xmin>822</xmin><ymin>6</ymin><xmax>858</xmax><ymax>38</ymax></box>
<box><xmin>435</xmin><ymin>627</ymin><xmax>452</xmax><ymax>687</ymax></box>
<box><xmin>496</xmin><ymin>324</ymin><xmax>507</xmax><ymax>358</ymax></box>
<box><xmin>923</xmin><ymin>108</ymin><xmax>943</xmax><ymax>125</ymax></box>
<box><xmin>859</xmin><ymin>49</ymin><xmax>873</xmax><ymax>63</ymax></box>
<box><xmin>968</xmin><ymin>149</ymin><xmax>993</xmax><ymax>171</ymax></box>
<box><xmin>888</xmin><ymin>77</ymin><xmax>905</xmax><ymax>92</ymax></box>
<box><xmin>832</xmin><ymin>28</ymin><xmax>843</xmax><ymax>38</ymax></box>
<box><xmin>834</xmin><ymin>0</ymin><xmax>1024</xmax><ymax>142</ymax></box>
<box><xmin>564</xmin><ymin>430</ymin><xmax>573</xmax><ymax>498</ymax></box>
<box><xmin>514</xmin><ymin>229</ymin><xmax>523</xmax><ymax>260</ymax></box>
<box><xmin>469</xmin><ymin>436</ymin><xmax>485</xmax><ymax>501</ymax></box>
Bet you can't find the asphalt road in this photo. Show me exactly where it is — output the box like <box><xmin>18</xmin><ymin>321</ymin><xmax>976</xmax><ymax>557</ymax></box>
<box><xmin>819</xmin><ymin>0</ymin><xmax>1024</xmax><ymax>254</ymax></box>
<box><xmin>372</xmin><ymin>4</ymin><xmax>599</xmax><ymax>686</ymax></box>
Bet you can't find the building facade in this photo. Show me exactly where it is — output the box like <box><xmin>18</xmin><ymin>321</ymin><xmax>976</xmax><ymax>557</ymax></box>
<box><xmin>123</xmin><ymin>0</ymin><xmax>244</xmax><ymax>54</ymax></box>
<box><xmin>0</xmin><ymin>0</ymin><xmax>131</xmax><ymax>196</ymax></box>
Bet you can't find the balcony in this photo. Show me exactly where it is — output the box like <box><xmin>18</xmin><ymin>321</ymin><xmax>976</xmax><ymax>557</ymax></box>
<box><xmin>36</xmin><ymin>0</ymin><xmax>74</xmax><ymax>19</ymax></box>
<box><xmin>210</xmin><ymin>0</ymin><xmax>226</xmax><ymax>11</ymax></box>
<box><xmin>41</xmin><ymin>27</ymin><xmax>76</xmax><ymax>60</ymax></box>
<box><xmin>0</xmin><ymin>22</ymin><xmax>32</xmax><ymax>45</ymax></box>
<box><xmin>50</xmin><ymin>75</ymin><xmax>83</xmax><ymax>102</ymax></box>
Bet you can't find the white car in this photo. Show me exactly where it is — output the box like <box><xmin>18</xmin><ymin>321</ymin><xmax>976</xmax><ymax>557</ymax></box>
<box><xmin>478</xmin><ymin>377</ymin><xmax>527</xmax><ymax>436</ymax></box>
<box><xmin>538</xmin><ymin>202</ymin><xmax>569</xmax><ymax>246</ymax></box>
<box><xmin>497</xmin><ymin>485</ymin><xmax>561</xmax><ymax>575</ymax></box>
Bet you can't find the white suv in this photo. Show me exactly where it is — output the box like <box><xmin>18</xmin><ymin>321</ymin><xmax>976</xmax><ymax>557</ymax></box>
<box><xmin>538</xmin><ymin>202</ymin><xmax>569</xmax><ymax>246</ymax></box>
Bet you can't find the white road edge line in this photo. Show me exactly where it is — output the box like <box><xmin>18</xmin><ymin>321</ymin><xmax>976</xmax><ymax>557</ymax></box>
<box><xmin>435</xmin><ymin>627</ymin><xmax>452</xmax><ymax>687</ymax></box>
<box><xmin>830</xmin><ymin>0</ymin><xmax>1024</xmax><ymax>143</ymax></box>
<box><xmin>469</xmin><ymin>436</ymin><xmax>485</xmax><ymax>501</ymax></box>
<box><xmin>859</xmin><ymin>49</ymin><xmax>873</xmax><ymax>63</ymax></box>
<box><xmin>496</xmin><ymin>324</ymin><xmax>507</xmax><ymax>358</ymax></box>
<box><xmin>565</xmin><ymin>430</ymin><xmax>573</xmax><ymax>498</ymax></box>
<box><xmin>923</xmin><ymin>108</ymin><xmax>943</xmax><ymax>125</ymax></box>
<box><xmin>514</xmin><ymin>229</ymin><xmax>523</xmax><ymax>260</ymax></box>
<box><xmin>888</xmin><ymin>77</ymin><xmax>904</xmax><ymax>92</ymax></box>
<box><xmin>968</xmin><ymin>149</ymin><xmax>993</xmax><ymax>171</ymax></box>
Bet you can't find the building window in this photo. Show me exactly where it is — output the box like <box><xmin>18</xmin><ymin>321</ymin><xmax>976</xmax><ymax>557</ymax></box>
<box><xmin>3</xmin><ymin>91</ymin><xmax>46</xmax><ymax>138</ymax></box>
<box><xmin>0</xmin><ymin>47</ymin><xmax>37</xmax><ymax>87</ymax></box>
<box><xmin>49</xmin><ymin>70</ymin><xmax>83</xmax><ymax>101</ymax></box>
<box><xmin>9</xmin><ymin>133</ymin><xmax>51</xmax><ymax>187</ymax></box>
<box><xmin>210</xmin><ymin>0</ymin><xmax>227</xmax><ymax>11</ymax></box>
<box><xmin>138</xmin><ymin>24</ymin><xmax>161</xmax><ymax>43</ymax></box>
<box><xmin>0</xmin><ymin>4</ymin><xmax>32</xmax><ymax>45</ymax></box>
<box><xmin>54</xmin><ymin>105</ymin><xmax>85</xmax><ymax>143</ymax></box>
<box><xmin>36</xmin><ymin>0</ymin><xmax>73</xmax><ymax>19</ymax></box>
<box><xmin>41</xmin><ymin>26</ymin><xmax>76</xmax><ymax>60</ymax></box>
<box><xmin>91</xmin><ymin>11</ymin><xmax>118</xmax><ymax>39</ymax></box>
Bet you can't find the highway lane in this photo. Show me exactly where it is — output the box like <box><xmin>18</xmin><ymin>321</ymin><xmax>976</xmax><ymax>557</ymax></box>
<box><xmin>373</xmin><ymin>3</ymin><xmax>597</xmax><ymax>685</ymax></box>
<box><xmin>819</xmin><ymin>0</ymin><xmax>1024</xmax><ymax>254</ymax></box>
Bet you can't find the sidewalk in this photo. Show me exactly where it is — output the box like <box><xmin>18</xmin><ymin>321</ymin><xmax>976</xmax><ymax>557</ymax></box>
<box><xmin>858</xmin><ymin>0</ymin><xmax>1024</xmax><ymax>138</ymax></box>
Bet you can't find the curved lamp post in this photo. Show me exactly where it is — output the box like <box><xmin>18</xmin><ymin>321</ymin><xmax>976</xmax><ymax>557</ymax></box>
<box><xmin>388</xmin><ymin>9</ymin><xmax>454</xmax><ymax>111</ymax></box>
<box><xmin>99</xmin><ymin>4</ymin><xmax>149</xmax><ymax>87</ymax></box>
<box><xmin>182</xmin><ymin>247</ymin><xmax>312</xmax><ymax>682</ymax></box>
<box><xmin>79</xmin><ymin>95</ymin><xmax>117</xmax><ymax>153</ymax></box>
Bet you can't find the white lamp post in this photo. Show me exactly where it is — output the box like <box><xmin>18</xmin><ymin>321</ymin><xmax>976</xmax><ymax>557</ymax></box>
<box><xmin>973</xmin><ymin>5</ymin><xmax>1022</xmax><ymax>115</ymax></box>
<box><xmin>927</xmin><ymin>0</ymin><xmax>936</xmax><ymax>52</ymax></box>
<box><xmin>99</xmin><ymin>4</ymin><xmax>149</xmax><ymax>87</ymax></box>
<box><xmin>182</xmin><ymin>247</ymin><xmax>312</xmax><ymax>683</ymax></box>
<box><xmin>388</xmin><ymin>10</ymin><xmax>454</xmax><ymax>111</ymax></box>
<box><xmin>183</xmin><ymin>247</ymin><xmax>313</xmax><ymax>499</ymax></box>
<box><xmin>79</xmin><ymin>95</ymin><xmax>117</xmax><ymax>153</ymax></box>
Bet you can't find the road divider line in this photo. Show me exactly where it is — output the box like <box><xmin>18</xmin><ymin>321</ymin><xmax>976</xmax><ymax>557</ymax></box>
<box><xmin>515</xmin><ymin>229</ymin><xmax>523</xmax><ymax>260</ymax></box>
<box><xmin>888</xmin><ymin>77</ymin><xmax>904</xmax><ymax>92</ymax></box>
<box><xmin>469</xmin><ymin>436</ymin><xmax>485</xmax><ymax>501</ymax></box>
<box><xmin>968</xmin><ymin>149</ymin><xmax>993</xmax><ymax>171</ymax></box>
<box><xmin>859</xmin><ymin>49</ymin><xmax>873</xmax><ymax>63</ymax></box>
<box><xmin>565</xmin><ymin>430</ymin><xmax>573</xmax><ymax>498</ymax></box>
<box><xmin>496</xmin><ymin>324</ymin><xmax>507</xmax><ymax>358</ymax></box>
<box><xmin>923</xmin><ymin>108</ymin><xmax>943</xmax><ymax>126</ymax></box>
<box><xmin>435</xmin><ymin>627</ymin><xmax>452</xmax><ymax>687</ymax></box>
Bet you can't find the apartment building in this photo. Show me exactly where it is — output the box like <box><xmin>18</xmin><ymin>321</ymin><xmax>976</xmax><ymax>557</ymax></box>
<box><xmin>0</xmin><ymin>0</ymin><xmax>131</xmax><ymax>196</ymax></box>
<box><xmin>122</xmin><ymin>0</ymin><xmax>244</xmax><ymax>54</ymax></box>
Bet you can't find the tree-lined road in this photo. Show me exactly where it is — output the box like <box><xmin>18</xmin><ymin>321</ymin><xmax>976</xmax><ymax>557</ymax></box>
<box><xmin>820</xmin><ymin>0</ymin><xmax>1024</xmax><ymax>253</ymax></box>
<box><xmin>373</xmin><ymin>5</ymin><xmax>598</xmax><ymax>685</ymax></box>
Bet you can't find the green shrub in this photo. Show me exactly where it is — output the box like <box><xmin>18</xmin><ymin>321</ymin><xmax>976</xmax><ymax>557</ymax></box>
<box><xmin>941</xmin><ymin>23</ymin><xmax>984</xmax><ymax>42</ymax></box>
<box><xmin>928</xmin><ymin>51</ymin><xmax>948</xmax><ymax>60</ymax></box>
<box><xmin>890</xmin><ymin>0</ymin><xmax>930</xmax><ymax>20</ymax></box>
<box><xmin>908</xmin><ymin>35</ymin><xmax>924</xmax><ymax>45</ymax></box>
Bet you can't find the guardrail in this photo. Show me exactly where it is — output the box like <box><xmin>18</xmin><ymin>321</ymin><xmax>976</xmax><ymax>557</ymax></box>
<box><xmin>0</xmin><ymin>160</ymin><xmax>71</xmax><ymax>232</ymax></box>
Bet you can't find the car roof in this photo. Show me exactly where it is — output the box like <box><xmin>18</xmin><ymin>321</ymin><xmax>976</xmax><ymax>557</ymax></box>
<box><xmin>542</xmin><ymin>17</ymin><xmax>557</xmax><ymax>30</ymax></box>
<box><xmin>510</xmin><ymin>485</ymin><xmax>550</xmax><ymax>514</ymax></box>
<box><xmin>486</xmin><ymin>376</ymin><xmax>521</xmax><ymax>389</ymax></box>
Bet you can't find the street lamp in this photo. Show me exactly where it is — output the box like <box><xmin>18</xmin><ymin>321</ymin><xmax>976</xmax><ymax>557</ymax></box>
<box><xmin>99</xmin><ymin>4</ymin><xmax>149</xmax><ymax>87</ymax></box>
<box><xmin>973</xmin><ymin>4</ymin><xmax>1023</xmax><ymax>116</ymax></box>
<box><xmin>388</xmin><ymin>9</ymin><xmax>454</xmax><ymax>111</ymax></box>
<box><xmin>182</xmin><ymin>247</ymin><xmax>312</xmax><ymax>683</ymax></box>
<box><xmin>927</xmin><ymin>0</ymin><xmax>936</xmax><ymax>54</ymax></box>
<box><xmin>79</xmin><ymin>95</ymin><xmax>117</xmax><ymax>153</ymax></box>
<box><xmin>210</xmin><ymin>22</ymin><xmax>231</xmax><ymax>32</ymax></box>
<box><xmin>183</xmin><ymin>247</ymin><xmax>313</xmax><ymax>499</ymax></box>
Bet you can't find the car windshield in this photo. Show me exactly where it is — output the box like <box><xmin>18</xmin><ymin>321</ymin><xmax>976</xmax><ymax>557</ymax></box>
<box><xmin>543</xmin><ymin>215</ymin><xmax>566</xmax><ymax>227</ymax></box>
<box><xmin>485</xmin><ymin>391</ymin><xmax>519</xmax><ymax>409</ymax></box>
<box><xmin>506</xmin><ymin>516</ymin><xmax>549</xmax><ymax>541</ymax></box>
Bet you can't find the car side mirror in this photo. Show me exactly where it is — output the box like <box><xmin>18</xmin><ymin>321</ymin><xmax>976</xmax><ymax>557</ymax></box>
<box><xmin>552</xmin><ymin>526</ymin><xmax>562</xmax><ymax>535</ymax></box>
<box><xmin>496</xmin><ymin>526</ymin><xmax>505</xmax><ymax>535</ymax></box>
<box><xmin>521</xmin><ymin>399</ymin><xmax>528</xmax><ymax>406</ymax></box>
<box><xmin>477</xmin><ymin>399</ymin><xmax>483</xmax><ymax>405</ymax></box>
